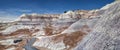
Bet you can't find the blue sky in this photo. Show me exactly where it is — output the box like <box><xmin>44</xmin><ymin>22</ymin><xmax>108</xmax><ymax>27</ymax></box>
<box><xmin>0</xmin><ymin>0</ymin><xmax>114</xmax><ymax>20</ymax></box>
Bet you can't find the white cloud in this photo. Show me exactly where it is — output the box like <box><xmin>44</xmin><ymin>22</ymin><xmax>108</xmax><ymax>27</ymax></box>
<box><xmin>0</xmin><ymin>10</ymin><xmax>18</xmax><ymax>22</ymax></box>
<box><xmin>17</xmin><ymin>9</ymin><xmax>32</xmax><ymax>13</ymax></box>
<box><xmin>5</xmin><ymin>9</ymin><xmax>33</xmax><ymax>13</ymax></box>
<box><xmin>0</xmin><ymin>11</ymin><xmax>6</xmax><ymax>14</ymax></box>
<box><xmin>0</xmin><ymin>9</ymin><xmax>33</xmax><ymax>22</ymax></box>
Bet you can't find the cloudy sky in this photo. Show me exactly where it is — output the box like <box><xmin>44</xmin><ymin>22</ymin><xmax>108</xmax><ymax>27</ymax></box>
<box><xmin>0</xmin><ymin>0</ymin><xmax>114</xmax><ymax>21</ymax></box>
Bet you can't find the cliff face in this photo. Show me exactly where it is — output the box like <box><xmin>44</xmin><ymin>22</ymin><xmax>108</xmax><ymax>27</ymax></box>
<box><xmin>75</xmin><ymin>1</ymin><xmax>120</xmax><ymax>50</ymax></box>
<box><xmin>0</xmin><ymin>1</ymin><xmax>119</xmax><ymax>50</ymax></box>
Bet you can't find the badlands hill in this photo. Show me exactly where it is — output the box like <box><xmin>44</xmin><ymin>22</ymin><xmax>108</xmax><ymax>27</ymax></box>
<box><xmin>0</xmin><ymin>1</ymin><xmax>120</xmax><ymax>50</ymax></box>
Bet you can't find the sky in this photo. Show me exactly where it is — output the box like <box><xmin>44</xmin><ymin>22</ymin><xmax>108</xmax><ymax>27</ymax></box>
<box><xmin>0</xmin><ymin>0</ymin><xmax>114</xmax><ymax>21</ymax></box>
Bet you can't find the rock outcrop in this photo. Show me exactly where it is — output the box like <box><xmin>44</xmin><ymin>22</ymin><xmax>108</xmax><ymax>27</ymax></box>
<box><xmin>75</xmin><ymin>1</ymin><xmax>120</xmax><ymax>50</ymax></box>
<box><xmin>0</xmin><ymin>1</ymin><xmax>119</xmax><ymax>50</ymax></box>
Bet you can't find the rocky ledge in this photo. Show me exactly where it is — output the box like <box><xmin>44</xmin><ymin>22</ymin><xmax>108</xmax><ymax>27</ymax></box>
<box><xmin>0</xmin><ymin>1</ymin><xmax>120</xmax><ymax>50</ymax></box>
